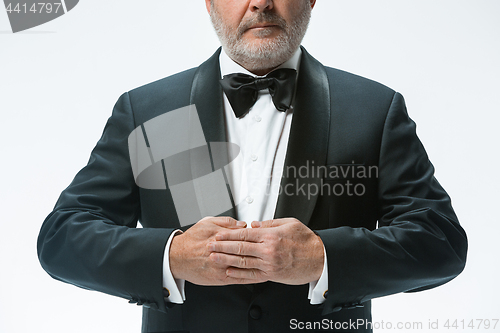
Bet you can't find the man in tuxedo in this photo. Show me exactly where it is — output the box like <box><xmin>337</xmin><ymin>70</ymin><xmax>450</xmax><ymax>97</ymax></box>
<box><xmin>37</xmin><ymin>0</ymin><xmax>467</xmax><ymax>332</ymax></box>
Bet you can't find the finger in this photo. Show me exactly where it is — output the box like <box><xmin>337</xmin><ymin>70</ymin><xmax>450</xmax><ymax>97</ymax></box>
<box><xmin>205</xmin><ymin>216</ymin><xmax>247</xmax><ymax>229</ymax></box>
<box><xmin>224</xmin><ymin>276</ymin><xmax>266</xmax><ymax>285</ymax></box>
<box><xmin>251</xmin><ymin>218</ymin><xmax>290</xmax><ymax>228</ymax></box>
<box><xmin>209</xmin><ymin>252</ymin><xmax>263</xmax><ymax>269</ymax></box>
<box><xmin>215</xmin><ymin>228</ymin><xmax>262</xmax><ymax>242</ymax></box>
<box><xmin>208</xmin><ymin>241</ymin><xmax>261</xmax><ymax>257</ymax></box>
<box><xmin>226</xmin><ymin>267</ymin><xmax>268</xmax><ymax>281</ymax></box>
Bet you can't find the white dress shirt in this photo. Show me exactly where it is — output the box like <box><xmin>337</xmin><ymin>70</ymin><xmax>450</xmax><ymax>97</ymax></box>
<box><xmin>162</xmin><ymin>48</ymin><xmax>328</xmax><ymax>304</ymax></box>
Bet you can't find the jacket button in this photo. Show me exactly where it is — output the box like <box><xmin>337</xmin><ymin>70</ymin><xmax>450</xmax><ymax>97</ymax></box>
<box><xmin>332</xmin><ymin>306</ymin><xmax>342</xmax><ymax>312</ymax></box>
<box><xmin>345</xmin><ymin>302</ymin><xmax>363</xmax><ymax>310</ymax></box>
<box><xmin>249</xmin><ymin>305</ymin><xmax>262</xmax><ymax>320</ymax></box>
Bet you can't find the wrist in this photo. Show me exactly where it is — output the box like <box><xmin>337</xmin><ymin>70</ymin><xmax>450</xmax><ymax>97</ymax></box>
<box><xmin>169</xmin><ymin>233</ymin><xmax>185</xmax><ymax>280</ymax></box>
<box><xmin>313</xmin><ymin>234</ymin><xmax>325</xmax><ymax>280</ymax></box>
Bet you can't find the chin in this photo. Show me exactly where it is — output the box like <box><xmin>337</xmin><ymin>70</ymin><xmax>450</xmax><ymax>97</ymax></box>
<box><xmin>249</xmin><ymin>28</ymin><xmax>279</xmax><ymax>39</ymax></box>
<box><xmin>223</xmin><ymin>33</ymin><xmax>298</xmax><ymax>72</ymax></box>
<box><xmin>246</xmin><ymin>39</ymin><xmax>279</xmax><ymax>51</ymax></box>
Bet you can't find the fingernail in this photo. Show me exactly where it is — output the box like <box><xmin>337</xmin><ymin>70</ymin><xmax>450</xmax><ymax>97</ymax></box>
<box><xmin>237</xmin><ymin>221</ymin><xmax>247</xmax><ymax>227</ymax></box>
<box><xmin>215</xmin><ymin>233</ymin><xmax>224</xmax><ymax>240</ymax></box>
<box><xmin>252</xmin><ymin>221</ymin><xmax>262</xmax><ymax>228</ymax></box>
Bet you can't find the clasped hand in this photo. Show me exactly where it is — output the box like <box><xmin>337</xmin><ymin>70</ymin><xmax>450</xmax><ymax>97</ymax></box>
<box><xmin>169</xmin><ymin>216</ymin><xmax>324</xmax><ymax>286</ymax></box>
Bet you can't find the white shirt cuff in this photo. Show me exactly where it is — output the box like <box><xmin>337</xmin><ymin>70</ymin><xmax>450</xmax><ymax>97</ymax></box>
<box><xmin>308</xmin><ymin>246</ymin><xmax>328</xmax><ymax>304</ymax></box>
<box><xmin>162</xmin><ymin>230</ymin><xmax>186</xmax><ymax>304</ymax></box>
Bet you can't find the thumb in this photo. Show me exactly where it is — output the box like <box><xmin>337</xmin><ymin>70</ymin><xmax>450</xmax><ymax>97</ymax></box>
<box><xmin>251</xmin><ymin>218</ymin><xmax>289</xmax><ymax>228</ymax></box>
<box><xmin>207</xmin><ymin>216</ymin><xmax>247</xmax><ymax>229</ymax></box>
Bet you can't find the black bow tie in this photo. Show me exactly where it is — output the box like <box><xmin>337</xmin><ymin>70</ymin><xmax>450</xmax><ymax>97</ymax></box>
<box><xmin>219</xmin><ymin>68</ymin><xmax>297</xmax><ymax>118</ymax></box>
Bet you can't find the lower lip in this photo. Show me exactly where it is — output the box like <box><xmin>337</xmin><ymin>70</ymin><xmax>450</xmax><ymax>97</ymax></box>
<box><xmin>249</xmin><ymin>26</ymin><xmax>277</xmax><ymax>30</ymax></box>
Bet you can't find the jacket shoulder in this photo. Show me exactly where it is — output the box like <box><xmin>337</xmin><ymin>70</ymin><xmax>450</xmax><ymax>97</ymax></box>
<box><xmin>323</xmin><ymin>66</ymin><xmax>396</xmax><ymax>103</ymax></box>
<box><xmin>126</xmin><ymin>68</ymin><xmax>198</xmax><ymax>123</ymax></box>
<box><xmin>129</xmin><ymin>68</ymin><xmax>197</xmax><ymax>96</ymax></box>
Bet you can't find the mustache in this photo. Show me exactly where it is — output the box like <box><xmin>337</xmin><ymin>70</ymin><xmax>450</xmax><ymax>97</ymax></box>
<box><xmin>238</xmin><ymin>12</ymin><xmax>287</xmax><ymax>36</ymax></box>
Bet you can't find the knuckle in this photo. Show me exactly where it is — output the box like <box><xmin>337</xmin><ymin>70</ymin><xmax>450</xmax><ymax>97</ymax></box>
<box><xmin>239</xmin><ymin>256</ymin><xmax>246</xmax><ymax>268</ymax></box>
<box><xmin>238</xmin><ymin>229</ymin><xmax>248</xmax><ymax>241</ymax></box>
<box><xmin>209</xmin><ymin>243</ymin><xmax>218</xmax><ymax>252</ymax></box>
<box><xmin>219</xmin><ymin>216</ymin><xmax>229</xmax><ymax>225</ymax></box>
<box><xmin>237</xmin><ymin>241</ymin><xmax>244</xmax><ymax>255</ymax></box>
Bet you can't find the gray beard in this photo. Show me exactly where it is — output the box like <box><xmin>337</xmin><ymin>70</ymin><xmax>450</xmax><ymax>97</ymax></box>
<box><xmin>210</xmin><ymin>2</ymin><xmax>311</xmax><ymax>73</ymax></box>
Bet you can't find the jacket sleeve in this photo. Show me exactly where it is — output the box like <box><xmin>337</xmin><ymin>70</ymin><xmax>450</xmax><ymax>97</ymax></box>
<box><xmin>37</xmin><ymin>92</ymin><xmax>175</xmax><ymax>313</ymax></box>
<box><xmin>316</xmin><ymin>92</ymin><xmax>467</xmax><ymax>314</ymax></box>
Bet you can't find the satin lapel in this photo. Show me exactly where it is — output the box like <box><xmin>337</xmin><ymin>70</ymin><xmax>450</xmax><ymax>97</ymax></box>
<box><xmin>190</xmin><ymin>48</ymin><xmax>226</xmax><ymax>143</ymax></box>
<box><xmin>274</xmin><ymin>47</ymin><xmax>331</xmax><ymax>226</ymax></box>
<box><xmin>189</xmin><ymin>48</ymin><xmax>237</xmax><ymax>220</ymax></box>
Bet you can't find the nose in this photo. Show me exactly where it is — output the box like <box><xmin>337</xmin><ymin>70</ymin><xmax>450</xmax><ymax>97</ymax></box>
<box><xmin>249</xmin><ymin>0</ymin><xmax>274</xmax><ymax>12</ymax></box>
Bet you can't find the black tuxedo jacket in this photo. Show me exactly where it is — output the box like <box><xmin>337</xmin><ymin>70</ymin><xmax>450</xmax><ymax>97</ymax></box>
<box><xmin>38</xmin><ymin>47</ymin><xmax>467</xmax><ymax>333</ymax></box>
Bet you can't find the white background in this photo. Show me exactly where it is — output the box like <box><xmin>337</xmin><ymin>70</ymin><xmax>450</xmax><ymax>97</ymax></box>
<box><xmin>1</xmin><ymin>1</ymin><xmax>499</xmax><ymax>332</ymax></box>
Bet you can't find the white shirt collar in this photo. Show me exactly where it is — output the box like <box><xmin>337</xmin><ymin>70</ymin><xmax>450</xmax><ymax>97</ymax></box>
<box><xmin>219</xmin><ymin>47</ymin><xmax>302</xmax><ymax>78</ymax></box>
